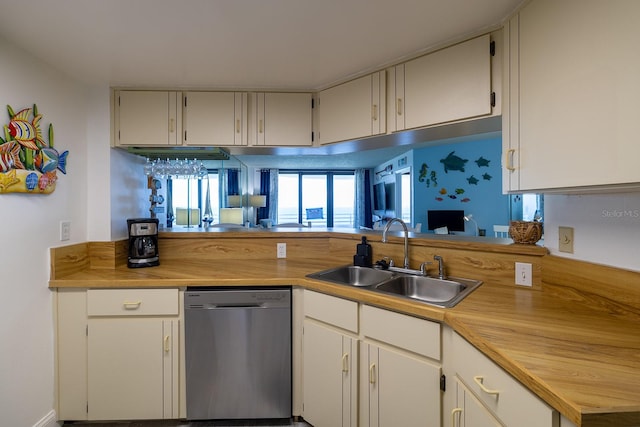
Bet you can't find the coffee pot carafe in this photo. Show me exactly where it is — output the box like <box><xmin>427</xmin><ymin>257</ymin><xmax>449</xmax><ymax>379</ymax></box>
<box><xmin>127</xmin><ymin>218</ymin><xmax>159</xmax><ymax>268</ymax></box>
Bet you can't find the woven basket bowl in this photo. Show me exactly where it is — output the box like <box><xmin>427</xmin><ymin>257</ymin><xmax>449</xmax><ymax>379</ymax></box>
<box><xmin>509</xmin><ymin>221</ymin><xmax>543</xmax><ymax>244</ymax></box>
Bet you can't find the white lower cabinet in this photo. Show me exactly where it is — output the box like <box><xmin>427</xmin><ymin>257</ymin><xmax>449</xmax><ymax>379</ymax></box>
<box><xmin>302</xmin><ymin>291</ymin><xmax>358</xmax><ymax>427</ymax></box>
<box><xmin>362</xmin><ymin>343</ymin><xmax>440</xmax><ymax>427</ymax></box>
<box><xmin>301</xmin><ymin>290</ymin><xmax>442</xmax><ymax>427</ymax></box>
<box><xmin>55</xmin><ymin>288</ymin><xmax>182</xmax><ymax>422</ymax></box>
<box><xmin>445</xmin><ymin>329</ymin><xmax>559</xmax><ymax>427</ymax></box>
<box><xmin>452</xmin><ymin>377</ymin><xmax>501</xmax><ymax>427</ymax></box>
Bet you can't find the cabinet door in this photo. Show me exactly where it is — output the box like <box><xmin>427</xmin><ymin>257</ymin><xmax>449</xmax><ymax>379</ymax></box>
<box><xmin>183</xmin><ymin>91</ymin><xmax>247</xmax><ymax>146</ymax></box>
<box><xmin>398</xmin><ymin>34</ymin><xmax>492</xmax><ymax>131</ymax></box>
<box><xmin>318</xmin><ymin>71</ymin><xmax>385</xmax><ymax>145</ymax></box>
<box><xmin>504</xmin><ymin>0</ymin><xmax>640</xmax><ymax>191</ymax></box>
<box><xmin>303</xmin><ymin>320</ymin><xmax>357</xmax><ymax>427</ymax></box>
<box><xmin>87</xmin><ymin>318</ymin><xmax>178</xmax><ymax>420</ymax></box>
<box><xmin>116</xmin><ymin>91</ymin><xmax>179</xmax><ymax>146</ymax></box>
<box><xmin>454</xmin><ymin>377</ymin><xmax>501</xmax><ymax>427</ymax></box>
<box><xmin>365</xmin><ymin>344</ymin><xmax>441</xmax><ymax>427</ymax></box>
<box><xmin>253</xmin><ymin>92</ymin><xmax>313</xmax><ymax>146</ymax></box>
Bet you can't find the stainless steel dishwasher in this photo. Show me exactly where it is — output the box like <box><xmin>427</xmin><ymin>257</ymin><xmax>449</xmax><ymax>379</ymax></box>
<box><xmin>184</xmin><ymin>287</ymin><xmax>291</xmax><ymax>420</ymax></box>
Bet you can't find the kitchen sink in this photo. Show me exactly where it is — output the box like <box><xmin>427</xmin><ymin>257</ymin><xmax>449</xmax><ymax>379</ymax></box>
<box><xmin>373</xmin><ymin>275</ymin><xmax>482</xmax><ymax>308</ymax></box>
<box><xmin>307</xmin><ymin>265</ymin><xmax>482</xmax><ymax>308</ymax></box>
<box><xmin>307</xmin><ymin>265</ymin><xmax>396</xmax><ymax>287</ymax></box>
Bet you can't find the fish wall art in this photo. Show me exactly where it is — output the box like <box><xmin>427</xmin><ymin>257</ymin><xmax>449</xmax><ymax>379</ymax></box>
<box><xmin>0</xmin><ymin>104</ymin><xmax>68</xmax><ymax>194</ymax></box>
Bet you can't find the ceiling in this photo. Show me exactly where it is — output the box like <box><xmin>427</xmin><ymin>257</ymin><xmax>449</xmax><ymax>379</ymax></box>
<box><xmin>0</xmin><ymin>0</ymin><xmax>520</xmax><ymax>167</ymax></box>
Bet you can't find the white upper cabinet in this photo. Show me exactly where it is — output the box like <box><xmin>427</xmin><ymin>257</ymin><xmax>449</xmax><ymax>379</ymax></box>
<box><xmin>250</xmin><ymin>92</ymin><xmax>313</xmax><ymax>146</ymax></box>
<box><xmin>503</xmin><ymin>0</ymin><xmax>640</xmax><ymax>192</ymax></box>
<box><xmin>115</xmin><ymin>90</ymin><xmax>180</xmax><ymax>146</ymax></box>
<box><xmin>317</xmin><ymin>71</ymin><xmax>386</xmax><ymax>145</ymax></box>
<box><xmin>183</xmin><ymin>91</ymin><xmax>247</xmax><ymax>146</ymax></box>
<box><xmin>393</xmin><ymin>34</ymin><xmax>493</xmax><ymax>132</ymax></box>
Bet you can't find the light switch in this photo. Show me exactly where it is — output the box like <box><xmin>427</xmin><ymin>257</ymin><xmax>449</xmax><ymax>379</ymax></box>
<box><xmin>558</xmin><ymin>226</ymin><xmax>574</xmax><ymax>253</ymax></box>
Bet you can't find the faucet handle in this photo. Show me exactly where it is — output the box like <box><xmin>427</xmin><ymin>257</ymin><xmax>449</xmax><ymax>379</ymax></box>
<box><xmin>419</xmin><ymin>261</ymin><xmax>433</xmax><ymax>276</ymax></box>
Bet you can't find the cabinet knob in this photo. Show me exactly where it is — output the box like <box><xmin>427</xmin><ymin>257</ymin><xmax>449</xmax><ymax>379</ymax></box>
<box><xmin>397</xmin><ymin>98</ymin><xmax>403</xmax><ymax>116</ymax></box>
<box><xmin>123</xmin><ymin>301</ymin><xmax>142</xmax><ymax>310</ymax></box>
<box><xmin>505</xmin><ymin>149</ymin><xmax>516</xmax><ymax>171</ymax></box>
<box><xmin>369</xmin><ymin>363</ymin><xmax>376</xmax><ymax>384</ymax></box>
<box><xmin>342</xmin><ymin>353</ymin><xmax>349</xmax><ymax>373</ymax></box>
<box><xmin>451</xmin><ymin>408</ymin><xmax>463</xmax><ymax>427</ymax></box>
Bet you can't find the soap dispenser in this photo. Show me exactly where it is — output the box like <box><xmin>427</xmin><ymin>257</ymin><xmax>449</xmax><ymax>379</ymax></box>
<box><xmin>353</xmin><ymin>236</ymin><xmax>373</xmax><ymax>267</ymax></box>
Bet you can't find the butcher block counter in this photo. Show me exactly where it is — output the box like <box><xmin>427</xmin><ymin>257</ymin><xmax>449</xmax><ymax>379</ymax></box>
<box><xmin>49</xmin><ymin>229</ymin><xmax>640</xmax><ymax>427</ymax></box>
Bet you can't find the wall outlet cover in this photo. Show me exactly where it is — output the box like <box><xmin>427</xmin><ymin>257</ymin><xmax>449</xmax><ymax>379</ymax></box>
<box><xmin>276</xmin><ymin>243</ymin><xmax>287</xmax><ymax>258</ymax></box>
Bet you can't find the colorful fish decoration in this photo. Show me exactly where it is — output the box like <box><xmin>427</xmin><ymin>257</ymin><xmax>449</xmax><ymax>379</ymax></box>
<box><xmin>455</xmin><ymin>188</ymin><xmax>465</xmax><ymax>194</ymax></box>
<box><xmin>475</xmin><ymin>156</ymin><xmax>491</xmax><ymax>167</ymax></box>
<box><xmin>460</xmin><ymin>197</ymin><xmax>471</xmax><ymax>203</ymax></box>
<box><xmin>440</xmin><ymin>151</ymin><xmax>468</xmax><ymax>173</ymax></box>
<box><xmin>439</xmin><ymin>187</ymin><xmax>448</xmax><ymax>195</ymax></box>
<box><xmin>0</xmin><ymin>141</ymin><xmax>24</xmax><ymax>172</ymax></box>
<box><xmin>448</xmin><ymin>195</ymin><xmax>457</xmax><ymax>199</ymax></box>
<box><xmin>435</xmin><ymin>197</ymin><xmax>444</xmax><ymax>202</ymax></box>
<box><xmin>0</xmin><ymin>104</ymin><xmax>69</xmax><ymax>194</ymax></box>
<box><xmin>6</xmin><ymin>107</ymin><xmax>44</xmax><ymax>150</ymax></box>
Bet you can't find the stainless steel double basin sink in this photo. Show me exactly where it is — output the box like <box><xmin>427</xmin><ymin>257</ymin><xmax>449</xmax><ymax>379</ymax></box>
<box><xmin>307</xmin><ymin>265</ymin><xmax>482</xmax><ymax>308</ymax></box>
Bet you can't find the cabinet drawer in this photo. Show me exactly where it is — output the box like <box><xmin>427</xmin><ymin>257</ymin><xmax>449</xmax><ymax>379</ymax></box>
<box><xmin>361</xmin><ymin>305</ymin><xmax>440</xmax><ymax>360</ymax></box>
<box><xmin>304</xmin><ymin>290</ymin><xmax>358</xmax><ymax>333</ymax></box>
<box><xmin>87</xmin><ymin>289</ymin><xmax>179</xmax><ymax>316</ymax></box>
<box><xmin>452</xmin><ymin>332</ymin><xmax>555</xmax><ymax>426</ymax></box>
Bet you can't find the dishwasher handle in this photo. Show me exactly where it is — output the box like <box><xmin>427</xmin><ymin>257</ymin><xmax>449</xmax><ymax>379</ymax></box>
<box><xmin>187</xmin><ymin>303</ymin><xmax>267</xmax><ymax>309</ymax></box>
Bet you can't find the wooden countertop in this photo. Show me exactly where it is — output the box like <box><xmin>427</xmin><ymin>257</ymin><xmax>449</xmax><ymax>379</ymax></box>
<box><xmin>49</xmin><ymin>235</ymin><xmax>640</xmax><ymax>427</ymax></box>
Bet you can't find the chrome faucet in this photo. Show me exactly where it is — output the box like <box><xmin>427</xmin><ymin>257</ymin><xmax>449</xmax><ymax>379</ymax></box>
<box><xmin>434</xmin><ymin>255</ymin><xmax>446</xmax><ymax>279</ymax></box>
<box><xmin>382</xmin><ymin>218</ymin><xmax>410</xmax><ymax>269</ymax></box>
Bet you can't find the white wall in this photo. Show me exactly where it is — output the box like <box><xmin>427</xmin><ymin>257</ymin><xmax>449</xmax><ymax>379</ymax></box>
<box><xmin>544</xmin><ymin>192</ymin><xmax>640</xmax><ymax>272</ymax></box>
<box><xmin>0</xmin><ymin>36</ymin><xmax>88</xmax><ymax>426</ymax></box>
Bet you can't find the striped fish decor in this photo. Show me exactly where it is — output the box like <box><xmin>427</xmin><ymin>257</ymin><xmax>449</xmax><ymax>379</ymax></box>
<box><xmin>0</xmin><ymin>104</ymin><xmax>69</xmax><ymax>194</ymax></box>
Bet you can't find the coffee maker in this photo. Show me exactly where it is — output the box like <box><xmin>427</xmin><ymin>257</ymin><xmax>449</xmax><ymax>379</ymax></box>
<box><xmin>127</xmin><ymin>218</ymin><xmax>159</xmax><ymax>268</ymax></box>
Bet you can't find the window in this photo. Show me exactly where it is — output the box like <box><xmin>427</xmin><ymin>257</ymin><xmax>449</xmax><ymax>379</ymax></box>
<box><xmin>170</xmin><ymin>172</ymin><xmax>220</xmax><ymax>226</ymax></box>
<box><xmin>277</xmin><ymin>171</ymin><xmax>355</xmax><ymax>227</ymax></box>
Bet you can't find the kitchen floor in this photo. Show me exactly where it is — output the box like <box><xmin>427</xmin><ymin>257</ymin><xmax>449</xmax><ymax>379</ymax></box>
<box><xmin>62</xmin><ymin>419</ymin><xmax>311</xmax><ymax>427</ymax></box>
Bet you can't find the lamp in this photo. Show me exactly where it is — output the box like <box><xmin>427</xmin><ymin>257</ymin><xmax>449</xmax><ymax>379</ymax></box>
<box><xmin>227</xmin><ymin>195</ymin><xmax>243</xmax><ymax>208</ymax></box>
<box><xmin>464</xmin><ymin>214</ymin><xmax>479</xmax><ymax>236</ymax></box>
<box><xmin>249</xmin><ymin>195</ymin><xmax>267</xmax><ymax>226</ymax></box>
<box><xmin>219</xmin><ymin>208</ymin><xmax>244</xmax><ymax>225</ymax></box>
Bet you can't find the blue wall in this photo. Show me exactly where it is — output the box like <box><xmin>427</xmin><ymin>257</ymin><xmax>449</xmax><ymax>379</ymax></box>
<box><xmin>413</xmin><ymin>137</ymin><xmax>509</xmax><ymax>235</ymax></box>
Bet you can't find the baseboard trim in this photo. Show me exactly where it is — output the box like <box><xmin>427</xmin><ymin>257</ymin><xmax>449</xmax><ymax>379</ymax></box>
<box><xmin>33</xmin><ymin>409</ymin><xmax>58</xmax><ymax>427</ymax></box>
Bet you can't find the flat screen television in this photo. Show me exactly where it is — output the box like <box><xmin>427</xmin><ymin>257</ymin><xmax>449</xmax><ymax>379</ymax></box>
<box><xmin>373</xmin><ymin>182</ymin><xmax>386</xmax><ymax>211</ymax></box>
<box><xmin>427</xmin><ymin>210</ymin><xmax>465</xmax><ymax>232</ymax></box>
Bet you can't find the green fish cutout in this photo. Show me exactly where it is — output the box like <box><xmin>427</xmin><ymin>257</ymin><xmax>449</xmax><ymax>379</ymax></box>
<box><xmin>482</xmin><ymin>173</ymin><xmax>492</xmax><ymax>181</ymax></box>
<box><xmin>455</xmin><ymin>188</ymin><xmax>465</xmax><ymax>194</ymax></box>
<box><xmin>440</xmin><ymin>151</ymin><xmax>468</xmax><ymax>173</ymax></box>
<box><xmin>475</xmin><ymin>156</ymin><xmax>491</xmax><ymax>167</ymax></box>
<box><xmin>467</xmin><ymin>175</ymin><xmax>479</xmax><ymax>185</ymax></box>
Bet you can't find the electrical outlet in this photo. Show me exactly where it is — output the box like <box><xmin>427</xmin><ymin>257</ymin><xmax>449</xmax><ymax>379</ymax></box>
<box><xmin>558</xmin><ymin>226</ymin><xmax>574</xmax><ymax>253</ymax></box>
<box><xmin>277</xmin><ymin>243</ymin><xmax>287</xmax><ymax>259</ymax></box>
<box><xmin>515</xmin><ymin>262</ymin><xmax>532</xmax><ymax>287</ymax></box>
<box><xmin>60</xmin><ymin>220</ymin><xmax>71</xmax><ymax>241</ymax></box>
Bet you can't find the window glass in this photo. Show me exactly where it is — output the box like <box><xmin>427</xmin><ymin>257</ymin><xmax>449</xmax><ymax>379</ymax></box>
<box><xmin>277</xmin><ymin>173</ymin><xmax>300</xmax><ymax>224</ymax></box>
<box><xmin>333</xmin><ymin>174</ymin><xmax>355</xmax><ymax>227</ymax></box>
<box><xmin>277</xmin><ymin>171</ymin><xmax>355</xmax><ymax>227</ymax></box>
<box><xmin>170</xmin><ymin>173</ymin><xmax>220</xmax><ymax>225</ymax></box>
<box><xmin>302</xmin><ymin>175</ymin><xmax>327</xmax><ymax>227</ymax></box>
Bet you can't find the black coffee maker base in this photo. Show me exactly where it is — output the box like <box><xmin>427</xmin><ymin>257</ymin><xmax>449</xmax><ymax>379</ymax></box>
<box><xmin>128</xmin><ymin>257</ymin><xmax>160</xmax><ymax>268</ymax></box>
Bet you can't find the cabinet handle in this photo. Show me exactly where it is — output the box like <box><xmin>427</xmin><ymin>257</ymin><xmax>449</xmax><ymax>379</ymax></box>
<box><xmin>164</xmin><ymin>335</ymin><xmax>170</xmax><ymax>352</ymax></box>
<box><xmin>236</xmin><ymin>119</ymin><xmax>241</xmax><ymax>134</ymax></box>
<box><xmin>342</xmin><ymin>353</ymin><xmax>349</xmax><ymax>373</ymax></box>
<box><xmin>169</xmin><ymin>118</ymin><xmax>174</xmax><ymax>133</ymax></box>
<box><xmin>451</xmin><ymin>408</ymin><xmax>463</xmax><ymax>427</ymax></box>
<box><xmin>369</xmin><ymin>363</ymin><xmax>376</xmax><ymax>384</ymax></box>
<box><xmin>123</xmin><ymin>301</ymin><xmax>142</xmax><ymax>310</ymax></box>
<box><xmin>259</xmin><ymin>119</ymin><xmax>263</xmax><ymax>134</ymax></box>
<box><xmin>474</xmin><ymin>376</ymin><xmax>500</xmax><ymax>396</ymax></box>
<box><xmin>372</xmin><ymin>104</ymin><xmax>378</xmax><ymax>121</ymax></box>
<box><xmin>505</xmin><ymin>148</ymin><xmax>516</xmax><ymax>171</ymax></box>
<box><xmin>397</xmin><ymin>98</ymin><xmax>403</xmax><ymax>116</ymax></box>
